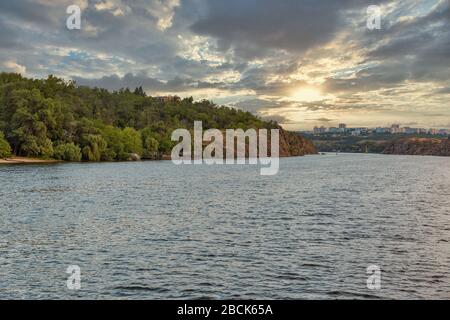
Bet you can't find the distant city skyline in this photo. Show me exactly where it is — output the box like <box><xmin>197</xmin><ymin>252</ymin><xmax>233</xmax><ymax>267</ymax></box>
<box><xmin>309</xmin><ymin>123</ymin><xmax>450</xmax><ymax>132</ymax></box>
<box><xmin>308</xmin><ymin>123</ymin><xmax>449</xmax><ymax>136</ymax></box>
<box><xmin>0</xmin><ymin>0</ymin><xmax>449</xmax><ymax>130</ymax></box>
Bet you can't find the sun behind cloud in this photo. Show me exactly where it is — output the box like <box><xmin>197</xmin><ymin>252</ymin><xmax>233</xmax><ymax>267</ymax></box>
<box><xmin>290</xmin><ymin>87</ymin><xmax>325</xmax><ymax>102</ymax></box>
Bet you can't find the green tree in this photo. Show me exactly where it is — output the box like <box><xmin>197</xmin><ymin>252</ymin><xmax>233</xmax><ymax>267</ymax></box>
<box><xmin>11</xmin><ymin>108</ymin><xmax>54</xmax><ymax>158</ymax></box>
<box><xmin>122</xmin><ymin>127</ymin><xmax>143</xmax><ymax>156</ymax></box>
<box><xmin>8</xmin><ymin>89</ymin><xmax>56</xmax><ymax>158</ymax></box>
<box><xmin>100</xmin><ymin>125</ymin><xmax>125</xmax><ymax>160</ymax></box>
<box><xmin>134</xmin><ymin>86</ymin><xmax>146</xmax><ymax>97</ymax></box>
<box><xmin>81</xmin><ymin>134</ymin><xmax>106</xmax><ymax>161</ymax></box>
<box><xmin>141</xmin><ymin>128</ymin><xmax>159</xmax><ymax>159</ymax></box>
<box><xmin>158</xmin><ymin>136</ymin><xmax>174</xmax><ymax>154</ymax></box>
<box><xmin>53</xmin><ymin>143</ymin><xmax>82</xmax><ymax>161</ymax></box>
<box><xmin>0</xmin><ymin>132</ymin><xmax>11</xmax><ymax>158</ymax></box>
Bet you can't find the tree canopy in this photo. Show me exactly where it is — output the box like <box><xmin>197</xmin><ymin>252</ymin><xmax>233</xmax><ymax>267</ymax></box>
<box><xmin>0</xmin><ymin>131</ymin><xmax>11</xmax><ymax>158</ymax></box>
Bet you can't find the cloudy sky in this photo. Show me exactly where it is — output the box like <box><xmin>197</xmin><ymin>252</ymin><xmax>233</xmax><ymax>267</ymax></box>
<box><xmin>1</xmin><ymin>0</ymin><xmax>449</xmax><ymax>130</ymax></box>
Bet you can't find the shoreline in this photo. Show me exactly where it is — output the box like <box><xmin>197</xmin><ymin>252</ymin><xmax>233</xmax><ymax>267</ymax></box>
<box><xmin>1</xmin><ymin>154</ymin><xmax>313</xmax><ymax>165</ymax></box>
<box><xmin>0</xmin><ymin>155</ymin><xmax>174</xmax><ymax>165</ymax></box>
<box><xmin>2</xmin><ymin>152</ymin><xmax>450</xmax><ymax>165</ymax></box>
<box><xmin>0</xmin><ymin>157</ymin><xmax>62</xmax><ymax>164</ymax></box>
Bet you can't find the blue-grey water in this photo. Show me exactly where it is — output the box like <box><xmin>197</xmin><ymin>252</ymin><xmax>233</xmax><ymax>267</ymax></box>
<box><xmin>1</xmin><ymin>153</ymin><xmax>449</xmax><ymax>299</ymax></box>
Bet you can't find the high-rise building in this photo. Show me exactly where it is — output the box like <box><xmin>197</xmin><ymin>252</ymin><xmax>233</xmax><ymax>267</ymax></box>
<box><xmin>391</xmin><ymin>124</ymin><xmax>401</xmax><ymax>134</ymax></box>
<box><xmin>338</xmin><ymin>123</ymin><xmax>346</xmax><ymax>133</ymax></box>
<box><xmin>313</xmin><ymin>126</ymin><xmax>326</xmax><ymax>134</ymax></box>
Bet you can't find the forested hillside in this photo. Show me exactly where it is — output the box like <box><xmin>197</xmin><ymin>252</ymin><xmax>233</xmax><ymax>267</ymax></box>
<box><xmin>0</xmin><ymin>73</ymin><xmax>315</xmax><ymax>161</ymax></box>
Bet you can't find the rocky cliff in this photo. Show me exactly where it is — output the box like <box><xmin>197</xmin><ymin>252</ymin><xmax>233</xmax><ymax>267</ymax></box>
<box><xmin>383</xmin><ymin>137</ymin><xmax>450</xmax><ymax>156</ymax></box>
<box><xmin>193</xmin><ymin>128</ymin><xmax>317</xmax><ymax>159</ymax></box>
<box><xmin>279</xmin><ymin>129</ymin><xmax>317</xmax><ymax>157</ymax></box>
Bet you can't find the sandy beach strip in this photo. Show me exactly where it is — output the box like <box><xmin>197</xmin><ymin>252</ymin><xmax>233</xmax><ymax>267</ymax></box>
<box><xmin>0</xmin><ymin>157</ymin><xmax>61</xmax><ymax>164</ymax></box>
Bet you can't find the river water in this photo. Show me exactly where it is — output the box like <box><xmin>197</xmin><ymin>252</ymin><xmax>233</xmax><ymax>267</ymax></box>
<box><xmin>1</xmin><ymin>153</ymin><xmax>449</xmax><ymax>299</ymax></box>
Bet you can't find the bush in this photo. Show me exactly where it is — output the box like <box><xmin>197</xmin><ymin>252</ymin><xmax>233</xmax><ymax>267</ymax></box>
<box><xmin>19</xmin><ymin>136</ymin><xmax>54</xmax><ymax>158</ymax></box>
<box><xmin>100</xmin><ymin>126</ymin><xmax>143</xmax><ymax>160</ymax></box>
<box><xmin>141</xmin><ymin>128</ymin><xmax>159</xmax><ymax>159</ymax></box>
<box><xmin>53</xmin><ymin>143</ymin><xmax>82</xmax><ymax>161</ymax></box>
<box><xmin>0</xmin><ymin>132</ymin><xmax>12</xmax><ymax>158</ymax></box>
<box><xmin>122</xmin><ymin>127</ymin><xmax>143</xmax><ymax>156</ymax></box>
<box><xmin>81</xmin><ymin>134</ymin><xmax>107</xmax><ymax>161</ymax></box>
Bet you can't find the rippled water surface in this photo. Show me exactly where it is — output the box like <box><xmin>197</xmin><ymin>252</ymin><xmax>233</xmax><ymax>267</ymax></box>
<box><xmin>1</xmin><ymin>154</ymin><xmax>450</xmax><ymax>299</ymax></box>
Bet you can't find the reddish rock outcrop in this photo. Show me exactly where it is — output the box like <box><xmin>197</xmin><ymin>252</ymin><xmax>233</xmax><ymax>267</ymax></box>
<box><xmin>279</xmin><ymin>129</ymin><xmax>317</xmax><ymax>157</ymax></box>
<box><xmin>221</xmin><ymin>128</ymin><xmax>317</xmax><ymax>157</ymax></box>
<box><xmin>168</xmin><ymin>128</ymin><xmax>317</xmax><ymax>159</ymax></box>
<box><xmin>383</xmin><ymin>137</ymin><xmax>450</xmax><ymax>156</ymax></box>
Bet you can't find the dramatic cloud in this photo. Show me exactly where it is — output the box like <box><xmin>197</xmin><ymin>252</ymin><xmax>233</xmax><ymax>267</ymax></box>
<box><xmin>190</xmin><ymin>0</ymin><xmax>387</xmax><ymax>59</ymax></box>
<box><xmin>0</xmin><ymin>0</ymin><xmax>449</xmax><ymax>129</ymax></box>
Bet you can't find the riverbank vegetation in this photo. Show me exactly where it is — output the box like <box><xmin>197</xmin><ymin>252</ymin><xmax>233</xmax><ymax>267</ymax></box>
<box><xmin>307</xmin><ymin>134</ymin><xmax>390</xmax><ymax>153</ymax></box>
<box><xmin>0</xmin><ymin>73</ymin><xmax>278</xmax><ymax>161</ymax></box>
<box><xmin>0</xmin><ymin>132</ymin><xmax>11</xmax><ymax>158</ymax></box>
